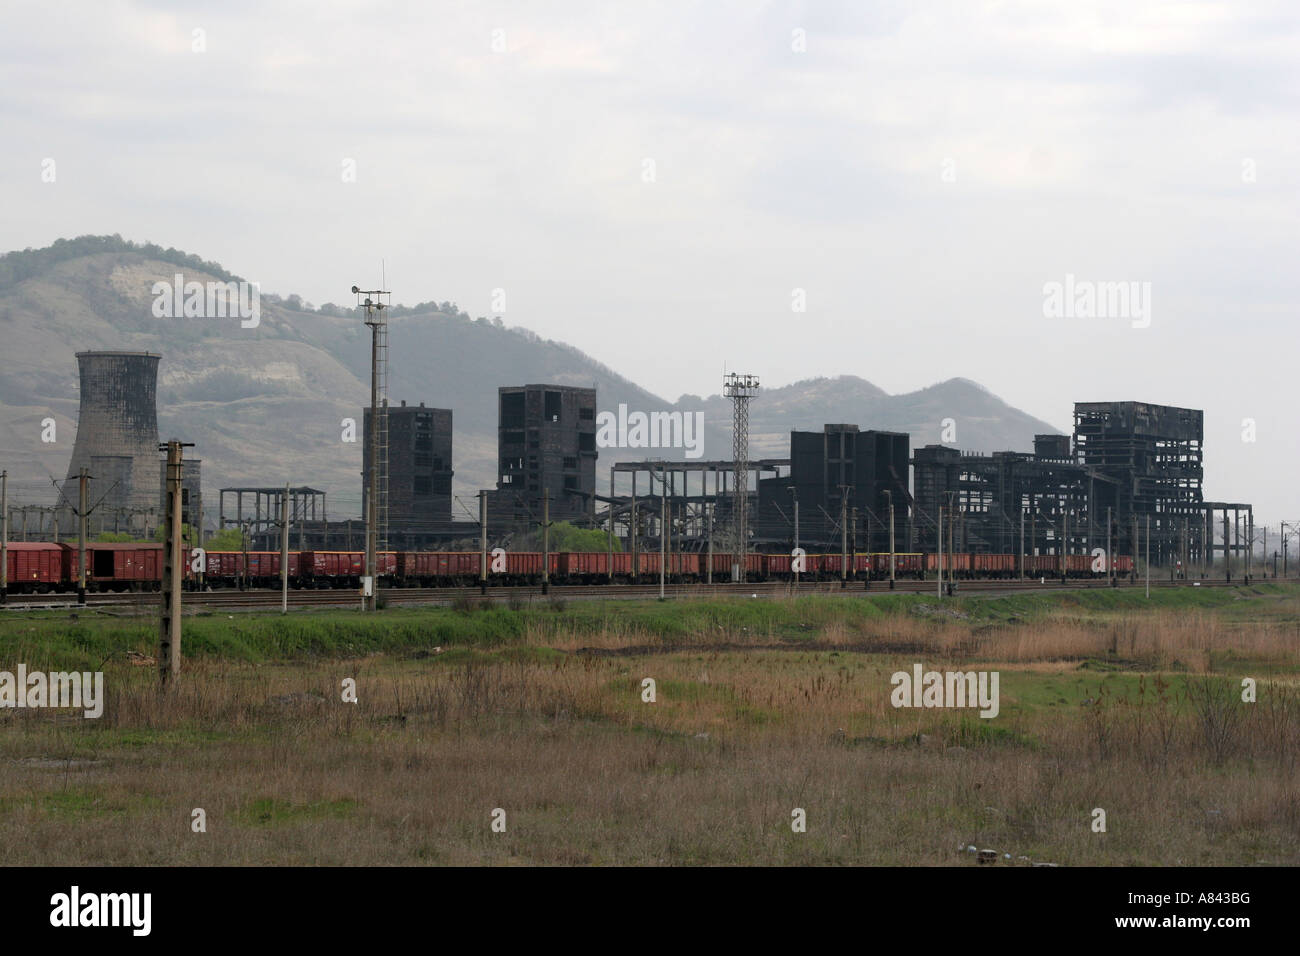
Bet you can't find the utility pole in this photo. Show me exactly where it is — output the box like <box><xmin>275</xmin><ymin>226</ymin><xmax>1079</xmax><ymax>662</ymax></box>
<box><xmin>706</xmin><ymin>500</ymin><xmax>714</xmax><ymax>585</ymax></box>
<box><xmin>1061</xmin><ymin>509</ymin><xmax>1068</xmax><ymax>585</ymax></box>
<box><xmin>542</xmin><ymin>488</ymin><xmax>550</xmax><ymax>595</ymax></box>
<box><xmin>78</xmin><ymin>467</ymin><xmax>89</xmax><ymax>605</ymax></box>
<box><xmin>659</xmin><ymin>467</ymin><xmax>666</xmax><ymax>599</ymax></box>
<box><xmin>789</xmin><ymin>487</ymin><xmax>799</xmax><ymax>586</ymax></box>
<box><xmin>479</xmin><ymin>491</ymin><xmax>488</xmax><ymax>594</ymax></box>
<box><xmin>1145</xmin><ymin>515</ymin><xmax>1150</xmax><ymax>599</ymax></box>
<box><xmin>631</xmin><ymin>497</ymin><xmax>638</xmax><ymax>584</ymax></box>
<box><xmin>159</xmin><ymin>441</ymin><xmax>189</xmax><ymax>689</ymax></box>
<box><xmin>1106</xmin><ymin>505</ymin><xmax>1112</xmax><ymax>583</ymax></box>
<box><xmin>608</xmin><ymin>465</ymin><xmax>615</xmax><ymax>579</ymax></box>
<box><xmin>839</xmin><ymin>486</ymin><xmax>849</xmax><ymax>588</ymax></box>
<box><xmin>1018</xmin><ymin>504</ymin><xmax>1025</xmax><ymax>582</ymax></box>
<box><xmin>851</xmin><ymin>505</ymin><xmax>859</xmax><ymax>585</ymax></box>
<box><xmin>0</xmin><ymin>471</ymin><xmax>6</xmax><ymax>606</ymax></box>
<box><xmin>886</xmin><ymin>488</ymin><xmax>896</xmax><ymax>589</ymax></box>
<box><xmin>937</xmin><ymin>505</ymin><xmax>944</xmax><ymax>599</ymax></box>
<box><xmin>281</xmin><ymin>481</ymin><xmax>289</xmax><ymax>615</ymax></box>
<box><xmin>195</xmin><ymin>493</ymin><xmax>204</xmax><ymax>590</ymax></box>
<box><xmin>1224</xmin><ymin>512</ymin><xmax>1230</xmax><ymax>583</ymax></box>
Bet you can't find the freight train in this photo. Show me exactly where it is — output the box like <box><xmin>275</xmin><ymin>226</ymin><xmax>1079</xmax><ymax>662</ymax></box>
<box><xmin>2</xmin><ymin>541</ymin><xmax>1135</xmax><ymax>594</ymax></box>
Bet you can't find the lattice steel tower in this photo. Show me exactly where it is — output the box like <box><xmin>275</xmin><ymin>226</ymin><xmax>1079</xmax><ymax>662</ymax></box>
<box><xmin>724</xmin><ymin>372</ymin><xmax>760</xmax><ymax>580</ymax></box>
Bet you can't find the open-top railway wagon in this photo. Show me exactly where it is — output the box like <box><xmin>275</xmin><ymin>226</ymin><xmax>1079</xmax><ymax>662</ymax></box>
<box><xmin>3</xmin><ymin>544</ymin><xmax>1141</xmax><ymax>594</ymax></box>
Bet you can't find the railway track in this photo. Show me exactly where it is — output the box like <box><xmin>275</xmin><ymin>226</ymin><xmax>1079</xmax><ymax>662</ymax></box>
<box><xmin>1</xmin><ymin>576</ymin><xmax>1244</xmax><ymax>613</ymax></box>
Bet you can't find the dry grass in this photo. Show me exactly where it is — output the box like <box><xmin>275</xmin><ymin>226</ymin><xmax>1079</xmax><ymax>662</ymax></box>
<box><xmin>2</xmin><ymin>591</ymin><xmax>1299</xmax><ymax>865</ymax></box>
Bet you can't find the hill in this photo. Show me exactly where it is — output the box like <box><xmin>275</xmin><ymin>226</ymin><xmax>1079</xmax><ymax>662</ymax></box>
<box><xmin>0</xmin><ymin>236</ymin><xmax>1060</xmax><ymax>517</ymax></box>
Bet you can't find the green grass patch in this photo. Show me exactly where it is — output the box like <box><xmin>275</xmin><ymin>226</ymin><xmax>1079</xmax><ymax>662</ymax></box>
<box><xmin>235</xmin><ymin>797</ymin><xmax>360</xmax><ymax>827</ymax></box>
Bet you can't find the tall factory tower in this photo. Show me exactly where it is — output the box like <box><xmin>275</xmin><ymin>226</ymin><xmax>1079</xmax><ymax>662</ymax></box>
<box><xmin>62</xmin><ymin>351</ymin><xmax>162</xmax><ymax>535</ymax></box>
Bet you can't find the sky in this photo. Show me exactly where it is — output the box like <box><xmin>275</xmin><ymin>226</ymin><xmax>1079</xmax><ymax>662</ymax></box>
<box><xmin>2</xmin><ymin>0</ymin><xmax>1297</xmax><ymax>521</ymax></box>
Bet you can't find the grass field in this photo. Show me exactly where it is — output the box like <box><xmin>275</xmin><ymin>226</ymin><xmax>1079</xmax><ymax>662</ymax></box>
<box><xmin>1</xmin><ymin>583</ymin><xmax>1298</xmax><ymax>865</ymax></box>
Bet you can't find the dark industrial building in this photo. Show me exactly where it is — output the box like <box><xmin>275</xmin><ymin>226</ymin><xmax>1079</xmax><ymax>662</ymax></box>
<box><xmin>910</xmin><ymin>443</ymin><xmax>1090</xmax><ymax>557</ymax></box>
<box><xmin>60</xmin><ymin>351</ymin><xmax>163</xmax><ymax>536</ymax></box>
<box><xmin>756</xmin><ymin>425</ymin><xmax>910</xmax><ymax>551</ymax></box>
<box><xmin>489</xmin><ymin>384</ymin><xmax>597</xmax><ymax>529</ymax></box>
<box><xmin>909</xmin><ymin>401</ymin><xmax>1228</xmax><ymax>569</ymax></box>
<box><xmin>1072</xmin><ymin>401</ymin><xmax>1204</xmax><ymax>565</ymax></box>
<box><xmin>363</xmin><ymin>401</ymin><xmax>453</xmax><ymax>547</ymax></box>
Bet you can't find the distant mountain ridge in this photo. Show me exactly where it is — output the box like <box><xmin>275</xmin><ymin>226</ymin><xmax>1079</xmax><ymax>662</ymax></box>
<box><xmin>0</xmin><ymin>236</ymin><xmax>1061</xmax><ymax>515</ymax></box>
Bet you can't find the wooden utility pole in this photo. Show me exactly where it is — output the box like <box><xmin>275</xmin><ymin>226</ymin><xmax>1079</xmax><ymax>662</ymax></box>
<box><xmin>159</xmin><ymin>441</ymin><xmax>187</xmax><ymax>688</ymax></box>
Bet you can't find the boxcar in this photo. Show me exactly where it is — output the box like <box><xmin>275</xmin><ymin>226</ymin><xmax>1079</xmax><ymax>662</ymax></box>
<box><xmin>82</xmin><ymin>543</ymin><xmax>163</xmax><ymax>591</ymax></box>
<box><xmin>3</xmin><ymin>542</ymin><xmax>70</xmax><ymax>593</ymax></box>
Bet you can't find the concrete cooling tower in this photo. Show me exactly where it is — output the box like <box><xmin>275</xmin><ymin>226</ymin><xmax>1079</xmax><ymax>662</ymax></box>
<box><xmin>62</xmin><ymin>351</ymin><xmax>161</xmax><ymax>535</ymax></box>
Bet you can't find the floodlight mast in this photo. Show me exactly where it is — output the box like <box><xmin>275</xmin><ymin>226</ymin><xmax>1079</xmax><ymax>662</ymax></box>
<box><xmin>354</xmin><ymin>284</ymin><xmax>390</xmax><ymax>612</ymax></box>
<box><xmin>723</xmin><ymin>373</ymin><xmax>760</xmax><ymax>582</ymax></box>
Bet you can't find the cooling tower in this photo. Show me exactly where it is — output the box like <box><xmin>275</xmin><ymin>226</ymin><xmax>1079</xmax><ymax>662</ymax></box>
<box><xmin>62</xmin><ymin>351</ymin><xmax>162</xmax><ymax>535</ymax></box>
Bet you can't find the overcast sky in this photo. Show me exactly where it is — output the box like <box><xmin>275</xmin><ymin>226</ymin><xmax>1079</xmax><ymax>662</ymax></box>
<box><xmin>2</xmin><ymin>1</ymin><xmax>1297</xmax><ymax>520</ymax></box>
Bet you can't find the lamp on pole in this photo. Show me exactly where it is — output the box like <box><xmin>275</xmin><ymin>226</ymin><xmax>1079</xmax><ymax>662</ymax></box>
<box><xmin>353</xmin><ymin>284</ymin><xmax>389</xmax><ymax>612</ymax></box>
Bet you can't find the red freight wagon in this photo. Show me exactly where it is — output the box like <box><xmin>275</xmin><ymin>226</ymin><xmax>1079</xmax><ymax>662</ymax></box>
<box><xmin>398</xmin><ymin>551</ymin><xmax>443</xmax><ymax>581</ymax></box>
<box><xmin>701</xmin><ymin>552</ymin><xmax>763</xmax><ymax>580</ymax></box>
<box><xmin>242</xmin><ymin>552</ymin><xmax>300</xmax><ymax>583</ymax></box>
<box><xmin>869</xmin><ymin>553</ymin><xmax>923</xmax><ymax>577</ymax></box>
<box><xmin>83</xmin><ymin>543</ymin><xmax>163</xmax><ymax>590</ymax></box>
<box><xmin>502</xmin><ymin>552</ymin><xmax>544</xmax><ymax>581</ymax></box>
<box><xmin>203</xmin><ymin>551</ymin><xmax>243</xmax><ymax>580</ymax></box>
<box><xmin>556</xmin><ymin>551</ymin><xmax>628</xmax><ymax>581</ymax></box>
<box><xmin>925</xmin><ymin>552</ymin><xmax>972</xmax><ymax>576</ymax></box>
<box><xmin>637</xmin><ymin>552</ymin><xmax>695</xmax><ymax>578</ymax></box>
<box><xmin>767</xmin><ymin>553</ymin><xmax>793</xmax><ymax>576</ymax></box>
<box><xmin>301</xmin><ymin>551</ymin><xmax>360</xmax><ymax>584</ymax></box>
<box><xmin>1113</xmin><ymin>555</ymin><xmax>1134</xmax><ymax>574</ymax></box>
<box><xmin>4</xmin><ymin>542</ymin><xmax>70</xmax><ymax>593</ymax></box>
<box><xmin>974</xmin><ymin>553</ymin><xmax>1016</xmax><ymax>577</ymax></box>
